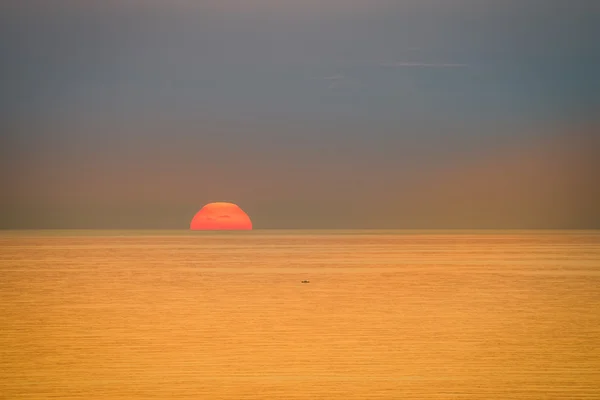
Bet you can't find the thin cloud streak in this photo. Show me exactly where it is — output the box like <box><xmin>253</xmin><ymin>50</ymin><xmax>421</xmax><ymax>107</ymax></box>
<box><xmin>323</xmin><ymin>73</ymin><xmax>346</xmax><ymax>89</ymax></box>
<box><xmin>322</xmin><ymin>74</ymin><xmax>345</xmax><ymax>80</ymax></box>
<box><xmin>381</xmin><ymin>62</ymin><xmax>468</xmax><ymax>68</ymax></box>
<box><xmin>310</xmin><ymin>73</ymin><xmax>358</xmax><ymax>90</ymax></box>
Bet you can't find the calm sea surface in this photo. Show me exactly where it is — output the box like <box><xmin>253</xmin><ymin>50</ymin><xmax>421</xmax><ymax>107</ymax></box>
<box><xmin>1</xmin><ymin>230</ymin><xmax>599</xmax><ymax>399</ymax></box>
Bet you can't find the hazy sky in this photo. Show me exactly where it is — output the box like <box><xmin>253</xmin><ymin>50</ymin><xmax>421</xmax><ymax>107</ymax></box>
<box><xmin>2</xmin><ymin>1</ymin><xmax>599</xmax><ymax>229</ymax></box>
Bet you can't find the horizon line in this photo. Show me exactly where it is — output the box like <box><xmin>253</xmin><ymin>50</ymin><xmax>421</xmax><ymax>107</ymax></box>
<box><xmin>1</xmin><ymin>228</ymin><xmax>598</xmax><ymax>232</ymax></box>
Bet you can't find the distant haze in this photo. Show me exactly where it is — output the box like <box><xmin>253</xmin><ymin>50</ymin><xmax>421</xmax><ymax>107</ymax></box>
<box><xmin>1</xmin><ymin>1</ymin><xmax>599</xmax><ymax>229</ymax></box>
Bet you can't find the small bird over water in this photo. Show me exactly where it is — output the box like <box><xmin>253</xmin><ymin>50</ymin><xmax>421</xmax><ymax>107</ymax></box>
<box><xmin>301</xmin><ymin>280</ymin><xmax>310</xmax><ymax>284</ymax></box>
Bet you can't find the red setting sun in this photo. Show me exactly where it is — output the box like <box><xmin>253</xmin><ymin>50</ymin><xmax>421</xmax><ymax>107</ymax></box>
<box><xmin>190</xmin><ymin>202</ymin><xmax>252</xmax><ymax>231</ymax></box>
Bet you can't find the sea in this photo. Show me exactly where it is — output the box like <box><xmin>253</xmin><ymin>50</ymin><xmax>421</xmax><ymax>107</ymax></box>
<box><xmin>1</xmin><ymin>230</ymin><xmax>599</xmax><ymax>399</ymax></box>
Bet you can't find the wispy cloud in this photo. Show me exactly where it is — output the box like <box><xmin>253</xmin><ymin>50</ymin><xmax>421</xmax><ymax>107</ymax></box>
<box><xmin>322</xmin><ymin>73</ymin><xmax>345</xmax><ymax>81</ymax></box>
<box><xmin>322</xmin><ymin>73</ymin><xmax>346</xmax><ymax>89</ymax></box>
<box><xmin>381</xmin><ymin>62</ymin><xmax>468</xmax><ymax>68</ymax></box>
<box><xmin>310</xmin><ymin>72</ymin><xmax>359</xmax><ymax>90</ymax></box>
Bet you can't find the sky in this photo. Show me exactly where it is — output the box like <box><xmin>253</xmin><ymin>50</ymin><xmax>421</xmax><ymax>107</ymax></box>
<box><xmin>1</xmin><ymin>0</ymin><xmax>599</xmax><ymax>229</ymax></box>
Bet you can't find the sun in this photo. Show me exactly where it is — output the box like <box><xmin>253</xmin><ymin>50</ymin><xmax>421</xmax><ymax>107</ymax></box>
<box><xmin>190</xmin><ymin>202</ymin><xmax>253</xmax><ymax>231</ymax></box>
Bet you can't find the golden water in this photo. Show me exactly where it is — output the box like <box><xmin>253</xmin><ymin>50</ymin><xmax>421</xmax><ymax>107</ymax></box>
<box><xmin>1</xmin><ymin>230</ymin><xmax>599</xmax><ymax>399</ymax></box>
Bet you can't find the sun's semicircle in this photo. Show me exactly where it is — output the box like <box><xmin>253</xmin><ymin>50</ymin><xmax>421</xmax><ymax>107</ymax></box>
<box><xmin>190</xmin><ymin>202</ymin><xmax>252</xmax><ymax>231</ymax></box>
